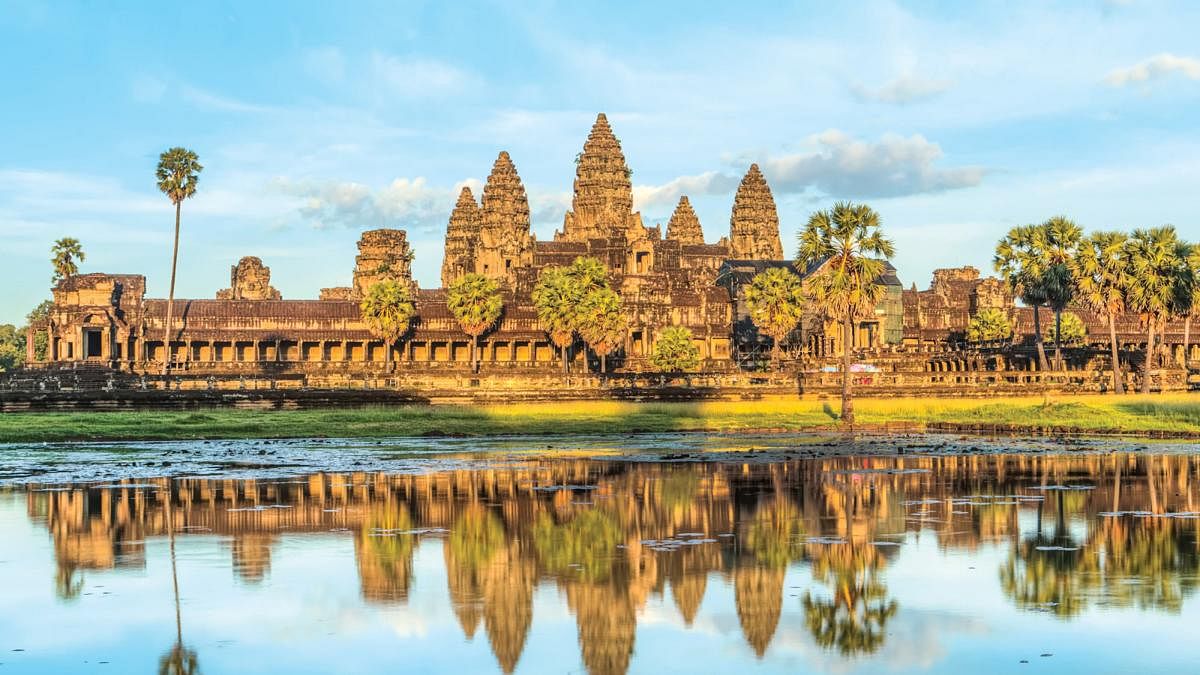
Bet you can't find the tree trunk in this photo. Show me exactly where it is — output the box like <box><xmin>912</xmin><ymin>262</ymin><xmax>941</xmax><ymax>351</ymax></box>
<box><xmin>1142</xmin><ymin>316</ymin><xmax>1154</xmax><ymax>394</ymax></box>
<box><xmin>600</xmin><ymin>353</ymin><xmax>607</xmax><ymax>374</ymax></box>
<box><xmin>1183</xmin><ymin>315</ymin><xmax>1191</xmax><ymax>368</ymax></box>
<box><xmin>772</xmin><ymin>336</ymin><xmax>781</xmax><ymax>372</ymax></box>
<box><xmin>471</xmin><ymin>335</ymin><xmax>478</xmax><ymax>373</ymax></box>
<box><xmin>1032</xmin><ymin>305</ymin><xmax>1049</xmax><ymax>371</ymax></box>
<box><xmin>1107</xmin><ymin>314</ymin><xmax>1124</xmax><ymax>395</ymax></box>
<box><xmin>561</xmin><ymin>344</ymin><xmax>568</xmax><ymax>373</ymax></box>
<box><xmin>842</xmin><ymin>311</ymin><xmax>855</xmax><ymax>426</ymax></box>
<box><xmin>1053</xmin><ymin>309</ymin><xmax>1063</xmax><ymax>371</ymax></box>
<box><xmin>161</xmin><ymin>201</ymin><xmax>182</xmax><ymax>376</ymax></box>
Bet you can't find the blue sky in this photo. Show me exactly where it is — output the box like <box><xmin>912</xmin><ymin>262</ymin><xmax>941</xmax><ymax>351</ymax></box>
<box><xmin>2</xmin><ymin>0</ymin><xmax>1200</xmax><ymax>324</ymax></box>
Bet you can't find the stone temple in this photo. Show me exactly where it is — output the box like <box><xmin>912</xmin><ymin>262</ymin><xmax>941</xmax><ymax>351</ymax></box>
<box><xmin>18</xmin><ymin>113</ymin><xmax>1197</xmax><ymax>390</ymax></box>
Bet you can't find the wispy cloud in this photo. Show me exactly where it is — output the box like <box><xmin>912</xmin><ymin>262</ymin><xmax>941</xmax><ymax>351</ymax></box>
<box><xmin>369</xmin><ymin>52</ymin><xmax>476</xmax><ymax>97</ymax></box>
<box><xmin>851</xmin><ymin>74</ymin><xmax>954</xmax><ymax>104</ymax></box>
<box><xmin>1105</xmin><ymin>53</ymin><xmax>1200</xmax><ymax>87</ymax></box>
<box><xmin>633</xmin><ymin>172</ymin><xmax>740</xmax><ymax>211</ymax></box>
<box><xmin>179</xmin><ymin>84</ymin><xmax>278</xmax><ymax>114</ymax></box>
<box><xmin>273</xmin><ymin>176</ymin><xmax>473</xmax><ymax>235</ymax></box>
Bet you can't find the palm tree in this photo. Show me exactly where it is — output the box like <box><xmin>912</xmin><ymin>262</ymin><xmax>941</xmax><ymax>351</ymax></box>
<box><xmin>797</xmin><ymin>202</ymin><xmax>895</xmax><ymax>427</ymax></box>
<box><xmin>532</xmin><ymin>266</ymin><xmax>578</xmax><ymax>373</ymax></box>
<box><xmin>158</xmin><ymin>481</ymin><xmax>199</xmax><ymax>675</ymax></box>
<box><xmin>359</xmin><ymin>280</ymin><xmax>416</xmax><ymax>367</ymax></box>
<box><xmin>1071</xmin><ymin>231</ymin><xmax>1130</xmax><ymax>394</ymax></box>
<box><xmin>1125</xmin><ymin>227</ymin><xmax>1183</xmax><ymax>394</ymax></box>
<box><xmin>155</xmin><ymin>148</ymin><xmax>203</xmax><ymax>376</ymax></box>
<box><xmin>1037</xmin><ymin>216</ymin><xmax>1083</xmax><ymax>370</ymax></box>
<box><xmin>744</xmin><ymin>267</ymin><xmax>806</xmax><ymax>370</ymax></box>
<box><xmin>50</xmin><ymin>237</ymin><xmax>85</xmax><ymax>284</ymax></box>
<box><xmin>1173</xmin><ymin>243</ymin><xmax>1200</xmax><ymax>367</ymax></box>
<box><xmin>995</xmin><ymin>225</ymin><xmax>1050</xmax><ymax>371</ymax></box>
<box><xmin>577</xmin><ymin>287</ymin><xmax>627</xmax><ymax>373</ymax></box>
<box><xmin>446</xmin><ymin>273</ymin><xmax>503</xmax><ymax>373</ymax></box>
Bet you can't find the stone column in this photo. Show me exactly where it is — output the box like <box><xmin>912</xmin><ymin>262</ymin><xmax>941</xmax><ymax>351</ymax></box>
<box><xmin>25</xmin><ymin>326</ymin><xmax>35</xmax><ymax>362</ymax></box>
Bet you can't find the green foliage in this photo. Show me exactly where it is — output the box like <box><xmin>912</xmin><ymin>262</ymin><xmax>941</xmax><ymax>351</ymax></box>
<box><xmin>359</xmin><ymin>280</ymin><xmax>416</xmax><ymax>346</ymax></box>
<box><xmin>1071</xmin><ymin>231</ymin><xmax>1130</xmax><ymax>319</ymax></box>
<box><xmin>533</xmin><ymin>510</ymin><xmax>622</xmax><ymax>582</ymax></box>
<box><xmin>532</xmin><ymin>256</ymin><xmax>613</xmax><ymax>352</ymax></box>
<box><xmin>577</xmin><ymin>287</ymin><xmax>627</xmax><ymax>358</ymax></box>
<box><xmin>447</xmin><ymin>273</ymin><xmax>503</xmax><ymax>338</ymax></box>
<box><xmin>25</xmin><ymin>300</ymin><xmax>52</xmax><ymax>362</ymax></box>
<box><xmin>797</xmin><ymin>202</ymin><xmax>895</xmax><ymax>321</ymax></box>
<box><xmin>156</xmin><ymin>147</ymin><xmax>203</xmax><ymax>205</ymax></box>
<box><xmin>1051</xmin><ymin>312</ymin><xmax>1087</xmax><ymax>345</ymax></box>
<box><xmin>650</xmin><ymin>326</ymin><xmax>701</xmax><ymax>372</ymax></box>
<box><xmin>1125</xmin><ymin>227</ymin><xmax>1183</xmax><ymax>325</ymax></box>
<box><xmin>745</xmin><ymin>267</ymin><xmax>805</xmax><ymax>361</ymax></box>
<box><xmin>0</xmin><ymin>324</ymin><xmax>23</xmax><ymax>371</ymax></box>
<box><xmin>449</xmin><ymin>508</ymin><xmax>504</xmax><ymax>573</ymax></box>
<box><xmin>50</xmin><ymin>237</ymin><xmax>84</xmax><ymax>284</ymax></box>
<box><xmin>966</xmin><ymin>308</ymin><xmax>1013</xmax><ymax>343</ymax></box>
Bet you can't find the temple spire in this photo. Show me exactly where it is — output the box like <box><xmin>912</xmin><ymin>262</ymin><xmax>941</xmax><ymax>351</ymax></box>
<box><xmin>665</xmin><ymin>196</ymin><xmax>704</xmax><ymax>245</ymax></box>
<box><xmin>729</xmin><ymin>163</ymin><xmax>783</xmax><ymax>260</ymax></box>
<box><xmin>560</xmin><ymin>112</ymin><xmax>638</xmax><ymax>243</ymax></box>
<box><xmin>477</xmin><ymin>151</ymin><xmax>533</xmax><ymax>283</ymax></box>
<box><xmin>441</xmin><ymin>186</ymin><xmax>482</xmax><ymax>287</ymax></box>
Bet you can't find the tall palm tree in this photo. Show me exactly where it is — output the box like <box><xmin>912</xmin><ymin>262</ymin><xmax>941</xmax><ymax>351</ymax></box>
<box><xmin>155</xmin><ymin>148</ymin><xmax>203</xmax><ymax>376</ymax></box>
<box><xmin>50</xmin><ymin>237</ymin><xmax>85</xmax><ymax>284</ymax></box>
<box><xmin>158</xmin><ymin>480</ymin><xmax>199</xmax><ymax>675</ymax></box>
<box><xmin>797</xmin><ymin>202</ymin><xmax>895</xmax><ymax>426</ymax></box>
<box><xmin>359</xmin><ymin>280</ymin><xmax>416</xmax><ymax>367</ymax></box>
<box><xmin>577</xmin><ymin>287</ymin><xmax>627</xmax><ymax>373</ymax></box>
<box><xmin>744</xmin><ymin>266</ymin><xmax>806</xmax><ymax>370</ymax></box>
<box><xmin>1173</xmin><ymin>243</ymin><xmax>1200</xmax><ymax>367</ymax></box>
<box><xmin>532</xmin><ymin>266</ymin><xmax>578</xmax><ymax>373</ymax></box>
<box><xmin>1037</xmin><ymin>216</ymin><xmax>1083</xmax><ymax>370</ymax></box>
<box><xmin>1071</xmin><ymin>231</ymin><xmax>1130</xmax><ymax>394</ymax></box>
<box><xmin>995</xmin><ymin>225</ymin><xmax>1050</xmax><ymax>371</ymax></box>
<box><xmin>1125</xmin><ymin>227</ymin><xmax>1183</xmax><ymax>394</ymax></box>
<box><xmin>446</xmin><ymin>273</ymin><xmax>503</xmax><ymax>373</ymax></box>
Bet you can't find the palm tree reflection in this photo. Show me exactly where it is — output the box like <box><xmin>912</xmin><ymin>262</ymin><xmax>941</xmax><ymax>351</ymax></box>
<box><xmin>158</xmin><ymin>479</ymin><xmax>199</xmax><ymax>675</ymax></box>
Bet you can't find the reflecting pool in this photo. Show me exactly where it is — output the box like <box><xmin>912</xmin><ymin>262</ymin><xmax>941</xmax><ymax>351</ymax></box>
<box><xmin>1</xmin><ymin>448</ymin><xmax>1199</xmax><ymax>673</ymax></box>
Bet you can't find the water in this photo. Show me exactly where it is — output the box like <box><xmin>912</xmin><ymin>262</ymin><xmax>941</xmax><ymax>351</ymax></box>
<box><xmin>1</xmin><ymin>439</ymin><xmax>1198</xmax><ymax>673</ymax></box>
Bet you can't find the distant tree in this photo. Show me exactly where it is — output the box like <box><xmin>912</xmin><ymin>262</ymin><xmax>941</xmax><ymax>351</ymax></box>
<box><xmin>966</xmin><ymin>308</ymin><xmax>1013</xmax><ymax>343</ymax></box>
<box><xmin>50</xmin><ymin>237</ymin><xmax>85</xmax><ymax>284</ymax></box>
<box><xmin>446</xmin><ymin>273</ymin><xmax>503</xmax><ymax>372</ymax></box>
<box><xmin>995</xmin><ymin>225</ymin><xmax>1051</xmax><ymax>371</ymax></box>
<box><xmin>26</xmin><ymin>300</ymin><xmax>53</xmax><ymax>361</ymax></box>
<box><xmin>744</xmin><ymin>267</ymin><xmax>806</xmax><ymax>369</ymax></box>
<box><xmin>0</xmin><ymin>324</ymin><xmax>23</xmax><ymax>371</ymax></box>
<box><xmin>798</xmin><ymin>202</ymin><xmax>895</xmax><ymax>426</ymax></box>
<box><xmin>577</xmin><ymin>287</ymin><xmax>627</xmax><ymax>373</ymax></box>
<box><xmin>156</xmin><ymin>147</ymin><xmax>203</xmax><ymax>375</ymax></box>
<box><xmin>1071</xmin><ymin>231</ymin><xmax>1130</xmax><ymax>394</ymax></box>
<box><xmin>359</xmin><ymin>280</ymin><xmax>416</xmax><ymax>366</ymax></box>
<box><xmin>1050</xmin><ymin>312</ymin><xmax>1087</xmax><ymax>346</ymax></box>
<box><xmin>1037</xmin><ymin>216</ymin><xmax>1083</xmax><ymax>370</ymax></box>
<box><xmin>1178</xmin><ymin>244</ymin><xmax>1200</xmax><ymax>367</ymax></box>
<box><xmin>650</xmin><ymin>326</ymin><xmax>701</xmax><ymax>372</ymax></box>
<box><xmin>1125</xmin><ymin>227</ymin><xmax>1183</xmax><ymax>394</ymax></box>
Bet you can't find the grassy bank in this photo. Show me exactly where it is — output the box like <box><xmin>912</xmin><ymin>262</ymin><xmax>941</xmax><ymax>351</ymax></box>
<box><xmin>3</xmin><ymin>394</ymin><xmax>1200</xmax><ymax>443</ymax></box>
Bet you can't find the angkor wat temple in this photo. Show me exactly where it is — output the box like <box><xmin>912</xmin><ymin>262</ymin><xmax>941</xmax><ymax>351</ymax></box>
<box><xmin>13</xmin><ymin>113</ymin><xmax>1198</xmax><ymax>393</ymax></box>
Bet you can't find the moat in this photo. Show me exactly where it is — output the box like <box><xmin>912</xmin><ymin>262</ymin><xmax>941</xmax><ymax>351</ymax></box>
<box><xmin>1</xmin><ymin>434</ymin><xmax>1198</xmax><ymax>674</ymax></box>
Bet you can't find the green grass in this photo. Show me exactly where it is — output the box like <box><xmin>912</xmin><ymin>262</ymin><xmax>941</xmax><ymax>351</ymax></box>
<box><xmin>3</xmin><ymin>394</ymin><xmax>1200</xmax><ymax>443</ymax></box>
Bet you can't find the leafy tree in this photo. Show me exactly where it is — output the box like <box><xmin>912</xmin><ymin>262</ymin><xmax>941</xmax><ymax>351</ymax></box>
<box><xmin>1173</xmin><ymin>243</ymin><xmax>1200</xmax><ymax>367</ymax></box>
<box><xmin>0</xmin><ymin>324</ymin><xmax>23</xmax><ymax>371</ymax></box>
<box><xmin>1125</xmin><ymin>227</ymin><xmax>1184</xmax><ymax>394</ymax></box>
<box><xmin>156</xmin><ymin>147</ymin><xmax>203</xmax><ymax>375</ymax></box>
<box><xmin>1051</xmin><ymin>312</ymin><xmax>1087</xmax><ymax>346</ymax></box>
<box><xmin>995</xmin><ymin>225</ymin><xmax>1051</xmax><ymax>371</ymax></box>
<box><xmin>797</xmin><ymin>202</ymin><xmax>895</xmax><ymax>426</ymax></box>
<box><xmin>446</xmin><ymin>273</ymin><xmax>503</xmax><ymax>372</ymax></box>
<box><xmin>650</xmin><ymin>326</ymin><xmax>701</xmax><ymax>372</ymax></box>
<box><xmin>577</xmin><ymin>287</ymin><xmax>627</xmax><ymax>373</ymax></box>
<box><xmin>1036</xmin><ymin>217</ymin><xmax>1083</xmax><ymax>369</ymax></box>
<box><xmin>25</xmin><ymin>300</ymin><xmax>52</xmax><ymax>361</ymax></box>
<box><xmin>1071</xmin><ymin>231</ymin><xmax>1131</xmax><ymax>394</ymax></box>
<box><xmin>50</xmin><ymin>237</ymin><xmax>85</xmax><ymax>284</ymax></box>
<box><xmin>532</xmin><ymin>256</ymin><xmax>610</xmax><ymax>373</ymax></box>
<box><xmin>966</xmin><ymin>308</ymin><xmax>1013</xmax><ymax>343</ymax></box>
<box><xmin>359</xmin><ymin>280</ymin><xmax>416</xmax><ymax>365</ymax></box>
<box><xmin>744</xmin><ymin>266</ymin><xmax>806</xmax><ymax>369</ymax></box>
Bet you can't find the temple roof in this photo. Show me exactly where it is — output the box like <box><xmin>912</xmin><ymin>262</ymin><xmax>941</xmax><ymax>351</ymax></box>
<box><xmin>729</xmin><ymin>164</ymin><xmax>783</xmax><ymax>260</ymax></box>
<box><xmin>481</xmin><ymin>151</ymin><xmax>531</xmax><ymax>240</ymax></box>
<box><xmin>666</xmin><ymin>196</ymin><xmax>705</xmax><ymax>245</ymax></box>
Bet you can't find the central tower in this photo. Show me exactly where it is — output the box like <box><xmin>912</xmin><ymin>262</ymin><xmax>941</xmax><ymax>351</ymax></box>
<box><xmin>559</xmin><ymin>113</ymin><xmax>647</xmax><ymax>244</ymax></box>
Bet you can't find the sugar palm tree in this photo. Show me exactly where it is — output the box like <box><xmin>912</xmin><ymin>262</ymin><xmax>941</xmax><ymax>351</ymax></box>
<box><xmin>50</xmin><ymin>237</ymin><xmax>85</xmax><ymax>284</ymax></box>
<box><xmin>359</xmin><ymin>280</ymin><xmax>416</xmax><ymax>367</ymax></box>
<box><xmin>1125</xmin><ymin>227</ymin><xmax>1183</xmax><ymax>394</ymax></box>
<box><xmin>158</xmin><ymin>482</ymin><xmax>199</xmax><ymax>675</ymax></box>
<box><xmin>532</xmin><ymin>266</ymin><xmax>578</xmax><ymax>373</ymax></box>
<box><xmin>1071</xmin><ymin>231</ymin><xmax>1130</xmax><ymax>394</ymax></box>
<box><xmin>156</xmin><ymin>148</ymin><xmax>203</xmax><ymax>376</ymax></box>
<box><xmin>797</xmin><ymin>202</ymin><xmax>895</xmax><ymax>427</ymax></box>
<box><xmin>995</xmin><ymin>225</ymin><xmax>1050</xmax><ymax>371</ymax></box>
<box><xmin>446</xmin><ymin>273</ymin><xmax>503</xmax><ymax>373</ymax></box>
<box><xmin>577</xmin><ymin>287</ymin><xmax>627</xmax><ymax>373</ymax></box>
<box><xmin>1172</xmin><ymin>242</ymin><xmax>1200</xmax><ymax>367</ymax></box>
<box><xmin>1037</xmin><ymin>216</ymin><xmax>1083</xmax><ymax>370</ymax></box>
<box><xmin>744</xmin><ymin>267</ymin><xmax>806</xmax><ymax>370</ymax></box>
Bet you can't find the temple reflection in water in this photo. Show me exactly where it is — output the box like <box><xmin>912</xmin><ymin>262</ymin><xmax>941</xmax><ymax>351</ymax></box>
<box><xmin>23</xmin><ymin>453</ymin><xmax>1200</xmax><ymax>675</ymax></box>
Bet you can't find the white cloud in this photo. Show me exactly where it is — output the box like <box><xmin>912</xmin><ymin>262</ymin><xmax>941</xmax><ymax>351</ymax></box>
<box><xmin>273</xmin><ymin>176</ymin><xmax>468</xmax><ymax>235</ymax></box>
<box><xmin>632</xmin><ymin>171</ymin><xmax>739</xmax><ymax>211</ymax></box>
<box><xmin>370</xmin><ymin>52</ymin><xmax>474</xmax><ymax>97</ymax></box>
<box><xmin>179</xmin><ymin>84</ymin><xmax>277</xmax><ymax>114</ymax></box>
<box><xmin>851</xmin><ymin>74</ymin><xmax>954</xmax><ymax>104</ymax></box>
<box><xmin>1105</xmin><ymin>53</ymin><xmax>1200</xmax><ymax>87</ymax></box>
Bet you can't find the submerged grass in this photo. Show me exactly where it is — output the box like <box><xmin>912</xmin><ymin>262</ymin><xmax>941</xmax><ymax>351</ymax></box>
<box><xmin>2</xmin><ymin>394</ymin><xmax>1200</xmax><ymax>443</ymax></box>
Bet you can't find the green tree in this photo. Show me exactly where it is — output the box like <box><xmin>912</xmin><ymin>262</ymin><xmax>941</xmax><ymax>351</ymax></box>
<box><xmin>446</xmin><ymin>273</ymin><xmax>503</xmax><ymax>373</ymax></box>
<box><xmin>532</xmin><ymin>256</ymin><xmax>610</xmax><ymax>373</ymax></box>
<box><xmin>650</xmin><ymin>326</ymin><xmax>701</xmax><ymax>372</ymax></box>
<box><xmin>1173</xmin><ymin>243</ymin><xmax>1200</xmax><ymax>367</ymax></box>
<box><xmin>797</xmin><ymin>202</ymin><xmax>895</xmax><ymax>426</ymax></box>
<box><xmin>359</xmin><ymin>280</ymin><xmax>416</xmax><ymax>366</ymax></box>
<box><xmin>50</xmin><ymin>237</ymin><xmax>85</xmax><ymax>284</ymax></box>
<box><xmin>744</xmin><ymin>267</ymin><xmax>806</xmax><ymax>369</ymax></box>
<box><xmin>966</xmin><ymin>308</ymin><xmax>1013</xmax><ymax>343</ymax></box>
<box><xmin>577</xmin><ymin>287</ymin><xmax>627</xmax><ymax>373</ymax></box>
<box><xmin>1071</xmin><ymin>231</ymin><xmax>1131</xmax><ymax>394</ymax></box>
<box><xmin>1125</xmin><ymin>227</ymin><xmax>1184</xmax><ymax>394</ymax></box>
<box><xmin>156</xmin><ymin>147</ymin><xmax>203</xmax><ymax>376</ymax></box>
<box><xmin>26</xmin><ymin>300</ymin><xmax>52</xmax><ymax>361</ymax></box>
<box><xmin>1051</xmin><ymin>312</ymin><xmax>1087</xmax><ymax>346</ymax></box>
<box><xmin>1036</xmin><ymin>217</ymin><xmax>1083</xmax><ymax>370</ymax></box>
<box><xmin>995</xmin><ymin>225</ymin><xmax>1051</xmax><ymax>371</ymax></box>
<box><xmin>0</xmin><ymin>324</ymin><xmax>23</xmax><ymax>371</ymax></box>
